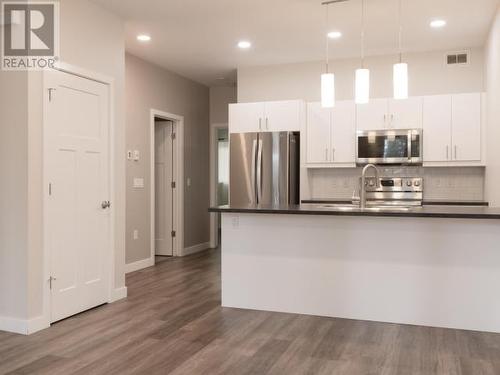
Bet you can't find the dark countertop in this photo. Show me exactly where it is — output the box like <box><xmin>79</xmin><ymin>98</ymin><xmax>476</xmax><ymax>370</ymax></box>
<box><xmin>209</xmin><ymin>204</ymin><xmax>500</xmax><ymax>220</ymax></box>
<box><xmin>301</xmin><ymin>199</ymin><xmax>489</xmax><ymax>206</ymax></box>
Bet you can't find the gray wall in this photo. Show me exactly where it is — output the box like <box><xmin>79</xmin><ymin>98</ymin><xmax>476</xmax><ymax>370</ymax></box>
<box><xmin>0</xmin><ymin>0</ymin><xmax>126</xmax><ymax>322</ymax></box>
<box><xmin>209</xmin><ymin>86</ymin><xmax>237</xmax><ymax>126</ymax></box>
<box><xmin>0</xmin><ymin>70</ymin><xmax>29</xmax><ymax>320</ymax></box>
<box><xmin>237</xmin><ymin>48</ymin><xmax>485</xmax><ymax>102</ymax></box>
<box><xmin>485</xmin><ymin>6</ymin><xmax>500</xmax><ymax>206</ymax></box>
<box><xmin>125</xmin><ymin>53</ymin><xmax>210</xmax><ymax>264</ymax></box>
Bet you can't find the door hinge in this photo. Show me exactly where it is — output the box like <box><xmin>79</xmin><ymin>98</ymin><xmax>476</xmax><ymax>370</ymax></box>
<box><xmin>48</xmin><ymin>88</ymin><xmax>56</xmax><ymax>102</ymax></box>
<box><xmin>171</xmin><ymin>181</ymin><xmax>176</xmax><ymax>189</ymax></box>
<box><xmin>171</xmin><ymin>132</ymin><xmax>176</xmax><ymax>140</ymax></box>
<box><xmin>171</xmin><ymin>230</ymin><xmax>176</xmax><ymax>238</ymax></box>
<box><xmin>49</xmin><ymin>276</ymin><xmax>57</xmax><ymax>290</ymax></box>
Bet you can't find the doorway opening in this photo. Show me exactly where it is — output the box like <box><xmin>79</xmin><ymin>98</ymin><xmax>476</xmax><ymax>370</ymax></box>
<box><xmin>210</xmin><ymin>125</ymin><xmax>229</xmax><ymax>247</ymax></box>
<box><xmin>150</xmin><ymin>110</ymin><xmax>184</xmax><ymax>262</ymax></box>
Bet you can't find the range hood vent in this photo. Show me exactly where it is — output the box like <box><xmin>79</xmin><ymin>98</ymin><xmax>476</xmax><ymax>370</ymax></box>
<box><xmin>446</xmin><ymin>51</ymin><xmax>469</xmax><ymax>66</ymax></box>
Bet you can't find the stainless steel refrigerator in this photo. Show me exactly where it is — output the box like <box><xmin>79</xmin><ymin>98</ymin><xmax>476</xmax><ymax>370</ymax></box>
<box><xmin>230</xmin><ymin>132</ymin><xmax>300</xmax><ymax>206</ymax></box>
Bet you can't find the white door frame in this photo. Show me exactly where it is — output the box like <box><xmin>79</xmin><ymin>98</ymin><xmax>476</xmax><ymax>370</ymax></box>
<box><xmin>209</xmin><ymin>123</ymin><xmax>228</xmax><ymax>248</ymax></box>
<box><xmin>42</xmin><ymin>62</ymin><xmax>116</xmax><ymax>329</ymax></box>
<box><xmin>150</xmin><ymin>109</ymin><xmax>185</xmax><ymax>259</ymax></box>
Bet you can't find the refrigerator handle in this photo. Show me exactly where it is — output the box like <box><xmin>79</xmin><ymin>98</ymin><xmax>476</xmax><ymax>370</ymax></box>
<box><xmin>251</xmin><ymin>139</ymin><xmax>257</xmax><ymax>204</ymax></box>
<box><xmin>257</xmin><ymin>139</ymin><xmax>263</xmax><ymax>204</ymax></box>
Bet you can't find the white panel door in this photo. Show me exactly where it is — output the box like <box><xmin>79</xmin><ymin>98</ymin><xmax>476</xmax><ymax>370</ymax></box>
<box><xmin>155</xmin><ymin>121</ymin><xmax>173</xmax><ymax>256</ymax></box>
<box><xmin>423</xmin><ymin>95</ymin><xmax>452</xmax><ymax>162</ymax></box>
<box><xmin>356</xmin><ymin>99</ymin><xmax>388</xmax><ymax>130</ymax></box>
<box><xmin>45</xmin><ymin>70</ymin><xmax>110</xmax><ymax>323</ymax></box>
<box><xmin>228</xmin><ymin>102</ymin><xmax>264</xmax><ymax>133</ymax></box>
<box><xmin>332</xmin><ymin>101</ymin><xmax>356</xmax><ymax>163</ymax></box>
<box><xmin>306</xmin><ymin>102</ymin><xmax>331</xmax><ymax>163</ymax></box>
<box><xmin>388</xmin><ymin>97</ymin><xmax>423</xmax><ymax>129</ymax></box>
<box><xmin>264</xmin><ymin>100</ymin><xmax>301</xmax><ymax>132</ymax></box>
<box><xmin>452</xmin><ymin>93</ymin><xmax>481</xmax><ymax>161</ymax></box>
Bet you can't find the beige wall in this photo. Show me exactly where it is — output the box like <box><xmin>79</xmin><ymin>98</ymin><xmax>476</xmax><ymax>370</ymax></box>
<box><xmin>237</xmin><ymin>48</ymin><xmax>485</xmax><ymax>102</ymax></box>
<box><xmin>125</xmin><ymin>53</ymin><xmax>210</xmax><ymax>264</ymax></box>
<box><xmin>0</xmin><ymin>71</ymin><xmax>29</xmax><ymax>320</ymax></box>
<box><xmin>209</xmin><ymin>86</ymin><xmax>237</xmax><ymax>126</ymax></box>
<box><xmin>485</xmin><ymin>6</ymin><xmax>500</xmax><ymax>206</ymax></box>
<box><xmin>0</xmin><ymin>0</ymin><xmax>126</xmax><ymax>324</ymax></box>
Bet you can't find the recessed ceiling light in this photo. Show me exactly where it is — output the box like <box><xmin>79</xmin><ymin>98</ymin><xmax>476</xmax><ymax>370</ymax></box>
<box><xmin>137</xmin><ymin>34</ymin><xmax>151</xmax><ymax>42</ymax></box>
<box><xmin>430</xmin><ymin>19</ymin><xmax>446</xmax><ymax>28</ymax></box>
<box><xmin>327</xmin><ymin>31</ymin><xmax>342</xmax><ymax>39</ymax></box>
<box><xmin>237</xmin><ymin>41</ymin><xmax>251</xmax><ymax>49</ymax></box>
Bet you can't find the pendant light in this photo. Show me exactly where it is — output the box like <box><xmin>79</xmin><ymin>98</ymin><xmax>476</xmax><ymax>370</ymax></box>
<box><xmin>355</xmin><ymin>0</ymin><xmax>369</xmax><ymax>104</ymax></box>
<box><xmin>321</xmin><ymin>1</ymin><xmax>335</xmax><ymax>108</ymax></box>
<box><xmin>393</xmin><ymin>0</ymin><xmax>408</xmax><ymax>99</ymax></box>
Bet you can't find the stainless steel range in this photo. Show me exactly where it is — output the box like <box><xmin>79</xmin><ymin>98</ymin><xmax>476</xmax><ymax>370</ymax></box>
<box><xmin>354</xmin><ymin>176</ymin><xmax>424</xmax><ymax>207</ymax></box>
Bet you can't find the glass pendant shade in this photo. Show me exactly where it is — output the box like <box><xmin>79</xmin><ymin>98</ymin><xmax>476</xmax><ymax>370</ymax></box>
<box><xmin>321</xmin><ymin>73</ymin><xmax>335</xmax><ymax>108</ymax></box>
<box><xmin>393</xmin><ymin>62</ymin><xmax>408</xmax><ymax>99</ymax></box>
<box><xmin>355</xmin><ymin>68</ymin><xmax>370</xmax><ymax>104</ymax></box>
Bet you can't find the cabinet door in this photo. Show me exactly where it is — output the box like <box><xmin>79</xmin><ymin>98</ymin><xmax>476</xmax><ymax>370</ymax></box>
<box><xmin>356</xmin><ymin>99</ymin><xmax>388</xmax><ymax>130</ymax></box>
<box><xmin>264</xmin><ymin>100</ymin><xmax>301</xmax><ymax>132</ymax></box>
<box><xmin>423</xmin><ymin>95</ymin><xmax>452</xmax><ymax>162</ymax></box>
<box><xmin>452</xmin><ymin>93</ymin><xmax>481</xmax><ymax>161</ymax></box>
<box><xmin>229</xmin><ymin>102</ymin><xmax>265</xmax><ymax>133</ymax></box>
<box><xmin>388</xmin><ymin>97</ymin><xmax>423</xmax><ymax>129</ymax></box>
<box><xmin>332</xmin><ymin>101</ymin><xmax>356</xmax><ymax>163</ymax></box>
<box><xmin>306</xmin><ymin>102</ymin><xmax>331</xmax><ymax>163</ymax></box>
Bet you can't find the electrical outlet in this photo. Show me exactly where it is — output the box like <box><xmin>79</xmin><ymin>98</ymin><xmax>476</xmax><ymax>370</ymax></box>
<box><xmin>133</xmin><ymin>230</ymin><xmax>139</xmax><ymax>240</ymax></box>
<box><xmin>231</xmin><ymin>216</ymin><xmax>239</xmax><ymax>228</ymax></box>
<box><xmin>133</xmin><ymin>150</ymin><xmax>140</xmax><ymax>161</ymax></box>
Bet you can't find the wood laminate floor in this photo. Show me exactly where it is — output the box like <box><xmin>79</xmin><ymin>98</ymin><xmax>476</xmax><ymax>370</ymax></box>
<box><xmin>1</xmin><ymin>248</ymin><xmax>500</xmax><ymax>375</ymax></box>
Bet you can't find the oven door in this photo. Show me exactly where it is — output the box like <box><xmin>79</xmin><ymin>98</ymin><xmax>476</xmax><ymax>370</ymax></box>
<box><xmin>356</xmin><ymin>129</ymin><xmax>422</xmax><ymax>164</ymax></box>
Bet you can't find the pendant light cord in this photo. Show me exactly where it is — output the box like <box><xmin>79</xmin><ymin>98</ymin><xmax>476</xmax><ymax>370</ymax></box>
<box><xmin>398</xmin><ymin>0</ymin><xmax>402</xmax><ymax>63</ymax></box>
<box><xmin>360</xmin><ymin>0</ymin><xmax>365</xmax><ymax>68</ymax></box>
<box><xmin>325</xmin><ymin>3</ymin><xmax>330</xmax><ymax>73</ymax></box>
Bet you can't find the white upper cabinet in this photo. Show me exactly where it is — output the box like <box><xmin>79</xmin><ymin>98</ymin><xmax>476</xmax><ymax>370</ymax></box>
<box><xmin>423</xmin><ymin>95</ymin><xmax>452</xmax><ymax>162</ymax></box>
<box><xmin>264</xmin><ymin>100</ymin><xmax>302</xmax><ymax>132</ymax></box>
<box><xmin>357</xmin><ymin>98</ymin><xmax>423</xmax><ymax>130</ymax></box>
<box><xmin>306</xmin><ymin>101</ymin><xmax>356</xmax><ymax>166</ymax></box>
<box><xmin>387</xmin><ymin>97</ymin><xmax>423</xmax><ymax>129</ymax></box>
<box><xmin>229</xmin><ymin>100</ymin><xmax>304</xmax><ymax>133</ymax></box>
<box><xmin>229</xmin><ymin>102</ymin><xmax>265</xmax><ymax>133</ymax></box>
<box><xmin>356</xmin><ymin>99</ymin><xmax>388</xmax><ymax>130</ymax></box>
<box><xmin>451</xmin><ymin>93</ymin><xmax>481</xmax><ymax>162</ymax></box>
<box><xmin>332</xmin><ymin>101</ymin><xmax>356</xmax><ymax>163</ymax></box>
<box><xmin>306</xmin><ymin>102</ymin><xmax>331</xmax><ymax>163</ymax></box>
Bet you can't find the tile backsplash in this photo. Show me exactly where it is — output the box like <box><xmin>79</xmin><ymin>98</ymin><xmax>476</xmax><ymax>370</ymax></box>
<box><xmin>305</xmin><ymin>167</ymin><xmax>485</xmax><ymax>202</ymax></box>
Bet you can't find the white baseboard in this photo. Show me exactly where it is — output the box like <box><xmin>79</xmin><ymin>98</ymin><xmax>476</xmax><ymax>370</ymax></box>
<box><xmin>0</xmin><ymin>315</ymin><xmax>49</xmax><ymax>335</ymax></box>
<box><xmin>109</xmin><ymin>286</ymin><xmax>128</xmax><ymax>302</ymax></box>
<box><xmin>125</xmin><ymin>257</ymin><xmax>154</xmax><ymax>274</ymax></box>
<box><xmin>182</xmin><ymin>241</ymin><xmax>211</xmax><ymax>256</ymax></box>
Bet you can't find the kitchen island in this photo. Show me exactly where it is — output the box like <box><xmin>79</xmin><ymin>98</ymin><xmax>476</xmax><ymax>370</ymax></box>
<box><xmin>210</xmin><ymin>204</ymin><xmax>500</xmax><ymax>333</ymax></box>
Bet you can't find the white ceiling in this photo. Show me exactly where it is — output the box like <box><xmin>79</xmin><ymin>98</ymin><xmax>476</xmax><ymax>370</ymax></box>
<box><xmin>92</xmin><ymin>0</ymin><xmax>499</xmax><ymax>86</ymax></box>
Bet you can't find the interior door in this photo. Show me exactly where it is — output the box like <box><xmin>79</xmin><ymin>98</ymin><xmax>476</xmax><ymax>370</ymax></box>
<box><xmin>155</xmin><ymin>120</ymin><xmax>173</xmax><ymax>256</ymax></box>
<box><xmin>331</xmin><ymin>100</ymin><xmax>356</xmax><ymax>163</ymax></box>
<box><xmin>356</xmin><ymin>99</ymin><xmax>388</xmax><ymax>130</ymax></box>
<box><xmin>45</xmin><ymin>70</ymin><xmax>110</xmax><ymax>323</ymax></box>
<box><xmin>306</xmin><ymin>102</ymin><xmax>331</xmax><ymax>163</ymax></box>
<box><xmin>388</xmin><ymin>97</ymin><xmax>423</xmax><ymax>129</ymax></box>
<box><xmin>451</xmin><ymin>93</ymin><xmax>481</xmax><ymax>161</ymax></box>
<box><xmin>423</xmin><ymin>95</ymin><xmax>452</xmax><ymax>162</ymax></box>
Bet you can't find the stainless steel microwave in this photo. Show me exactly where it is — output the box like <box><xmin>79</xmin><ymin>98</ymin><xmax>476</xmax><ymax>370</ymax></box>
<box><xmin>356</xmin><ymin>129</ymin><xmax>423</xmax><ymax>165</ymax></box>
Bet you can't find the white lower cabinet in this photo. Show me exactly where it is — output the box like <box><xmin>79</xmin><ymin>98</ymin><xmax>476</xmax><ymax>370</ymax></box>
<box><xmin>423</xmin><ymin>93</ymin><xmax>482</xmax><ymax>165</ymax></box>
<box><xmin>306</xmin><ymin>101</ymin><xmax>356</xmax><ymax>166</ymax></box>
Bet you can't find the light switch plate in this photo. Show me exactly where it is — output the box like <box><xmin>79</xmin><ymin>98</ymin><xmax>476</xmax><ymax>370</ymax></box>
<box><xmin>133</xmin><ymin>150</ymin><xmax>140</xmax><ymax>161</ymax></box>
<box><xmin>133</xmin><ymin>178</ymin><xmax>144</xmax><ymax>189</ymax></box>
<box><xmin>127</xmin><ymin>150</ymin><xmax>133</xmax><ymax>160</ymax></box>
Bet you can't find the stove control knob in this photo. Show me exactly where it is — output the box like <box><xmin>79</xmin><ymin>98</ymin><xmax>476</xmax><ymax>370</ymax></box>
<box><xmin>414</xmin><ymin>180</ymin><xmax>421</xmax><ymax>187</ymax></box>
<box><xmin>406</xmin><ymin>180</ymin><xmax>413</xmax><ymax>187</ymax></box>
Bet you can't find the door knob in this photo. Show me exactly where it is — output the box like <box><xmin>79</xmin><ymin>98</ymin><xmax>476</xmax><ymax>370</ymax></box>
<box><xmin>101</xmin><ymin>201</ymin><xmax>111</xmax><ymax>209</ymax></box>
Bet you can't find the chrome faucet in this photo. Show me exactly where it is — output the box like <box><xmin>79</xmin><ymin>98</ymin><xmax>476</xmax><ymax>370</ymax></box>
<box><xmin>360</xmin><ymin>164</ymin><xmax>380</xmax><ymax>209</ymax></box>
